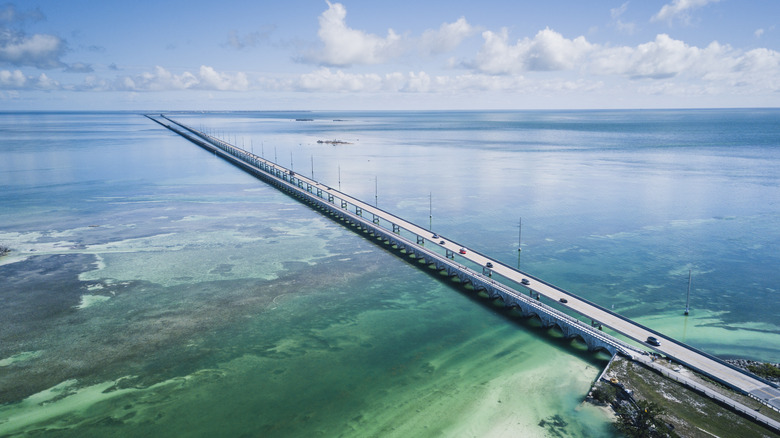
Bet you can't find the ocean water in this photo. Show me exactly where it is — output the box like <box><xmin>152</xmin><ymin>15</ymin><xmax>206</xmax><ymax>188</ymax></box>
<box><xmin>0</xmin><ymin>109</ymin><xmax>778</xmax><ymax>437</ymax></box>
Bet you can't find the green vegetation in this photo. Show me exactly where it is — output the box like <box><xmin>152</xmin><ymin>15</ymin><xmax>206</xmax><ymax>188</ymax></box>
<box><xmin>590</xmin><ymin>384</ymin><xmax>617</xmax><ymax>405</ymax></box>
<box><xmin>615</xmin><ymin>400</ymin><xmax>679</xmax><ymax>438</ymax></box>
<box><xmin>590</xmin><ymin>356</ymin><xmax>780</xmax><ymax>438</ymax></box>
<box><xmin>748</xmin><ymin>363</ymin><xmax>780</xmax><ymax>380</ymax></box>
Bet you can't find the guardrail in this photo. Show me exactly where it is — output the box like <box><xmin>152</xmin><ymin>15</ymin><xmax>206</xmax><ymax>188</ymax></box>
<box><xmin>159</xmin><ymin>115</ymin><xmax>641</xmax><ymax>357</ymax></box>
<box><xmin>154</xmin><ymin>115</ymin><xmax>780</xmax><ymax>419</ymax></box>
<box><xmin>639</xmin><ymin>359</ymin><xmax>780</xmax><ymax>432</ymax></box>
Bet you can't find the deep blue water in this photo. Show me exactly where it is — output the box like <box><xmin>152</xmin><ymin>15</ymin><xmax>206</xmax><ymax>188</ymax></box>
<box><xmin>0</xmin><ymin>109</ymin><xmax>778</xmax><ymax>436</ymax></box>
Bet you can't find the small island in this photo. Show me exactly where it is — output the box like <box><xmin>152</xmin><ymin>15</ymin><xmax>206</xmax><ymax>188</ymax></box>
<box><xmin>587</xmin><ymin>354</ymin><xmax>780</xmax><ymax>437</ymax></box>
<box><xmin>0</xmin><ymin>245</ymin><xmax>10</xmax><ymax>257</ymax></box>
<box><xmin>317</xmin><ymin>139</ymin><xmax>352</xmax><ymax>145</ymax></box>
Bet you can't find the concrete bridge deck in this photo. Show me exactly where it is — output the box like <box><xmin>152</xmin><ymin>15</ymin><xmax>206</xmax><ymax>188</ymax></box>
<box><xmin>148</xmin><ymin>114</ymin><xmax>780</xmax><ymax>429</ymax></box>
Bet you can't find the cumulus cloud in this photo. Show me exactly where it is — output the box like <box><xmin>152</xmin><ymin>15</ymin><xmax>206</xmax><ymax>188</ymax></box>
<box><xmin>0</xmin><ymin>30</ymin><xmax>66</xmax><ymax>69</ymax></box>
<box><xmin>591</xmin><ymin>34</ymin><xmax>707</xmax><ymax>79</ymax></box>
<box><xmin>310</xmin><ymin>2</ymin><xmax>474</xmax><ymax>66</ymax></box>
<box><xmin>295</xmin><ymin>68</ymin><xmax>383</xmax><ymax>92</ymax></box>
<box><xmin>472</xmin><ymin>27</ymin><xmax>594</xmax><ymax>74</ymax></box>
<box><xmin>314</xmin><ymin>1</ymin><xmax>402</xmax><ymax>66</ymax></box>
<box><xmin>269</xmin><ymin>67</ymin><xmax>602</xmax><ymax>96</ymax></box>
<box><xmin>652</xmin><ymin>0</ymin><xmax>720</xmax><ymax>24</ymax></box>
<box><xmin>0</xmin><ymin>69</ymin><xmax>59</xmax><ymax>89</ymax></box>
<box><xmin>115</xmin><ymin>65</ymin><xmax>249</xmax><ymax>92</ymax></box>
<box><xmin>463</xmin><ymin>25</ymin><xmax>780</xmax><ymax>95</ymax></box>
<box><xmin>197</xmin><ymin>65</ymin><xmax>249</xmax><ymax>90</ymax></box>
<box><xmin>321</xmin><ymin>30</ymin><xmax>779</xmax><ymax>96</ymax></box>
<box><xmin>419</xmin><ymin>17</ymin><xmax>477</xmax><ymax>55</ymax></box>
<box><xmin>0</xmin><ymin>4</ymin><xmax>69</xmax><ymax>69</ymax></box>
<box><xmin>589</xmin><ymin>34</ymin><xmax>779</xmax><ymax>84</ymax></box>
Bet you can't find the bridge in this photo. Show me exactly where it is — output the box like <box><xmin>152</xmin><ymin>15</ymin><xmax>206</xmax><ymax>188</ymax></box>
<box><xmin>148</xmin><ymin>114</ymin><xmax>780</xmax><ymax>429</ymax></box>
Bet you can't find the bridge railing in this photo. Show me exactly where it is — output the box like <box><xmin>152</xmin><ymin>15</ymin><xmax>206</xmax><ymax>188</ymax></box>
<box><xmin>155</xmin><ymin>115</ymin><xmax>780</xmax><ymax>417</ymax></box>
<box><xmin>162</xmin><ymin>115</ymin><xmax>647</xmax><ymax>357</ymax></box>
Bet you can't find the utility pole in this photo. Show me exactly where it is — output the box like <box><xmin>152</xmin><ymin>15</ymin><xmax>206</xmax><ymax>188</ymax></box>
<box><xmin>517</xmin><ymin>217</ymin><xmax>522</xmax><ymax>269</ymax></box>
<box><xmin>684</xmin><ymin>269</ymin><xmax>692</xmax><ymax>316</ymax></box>
<box><xmin>429</xmin><ymin>192</ymin><xmax>432</xmax><ymax>230</ymax></box>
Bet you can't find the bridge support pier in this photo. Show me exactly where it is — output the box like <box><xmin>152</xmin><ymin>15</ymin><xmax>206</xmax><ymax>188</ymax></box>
<box><xmin>156</xmin><ymin>116</ymin><xmax>633</xmax><ymax>367</ymax></box>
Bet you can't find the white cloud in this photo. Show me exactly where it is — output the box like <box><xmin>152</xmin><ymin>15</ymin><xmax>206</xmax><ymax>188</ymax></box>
<box><xmin>611</xmin><ymin>2</ymin><xmax>629</xmax><ymax>19</ymax></box>
<box><xmin>472</xmin><ymin>27</ymin><xmax>594</xmax><ymax>74</ymax></box>
<box><xmin>0</xmin><ymin>31</ymin><xmax>66</xmax><ymax>69</ymax></box>
<box><xmin>589</xmin><ymin>33</ymin><xmax>780</xmax><ymax>87</ymax></box>
<box><xmin>272</xmin><ymin>67</ymin><xmax>602</xmax><ymax>96</ymax></box>
<box><xmin>310</xmin><ymin>3</ymin><xmax>475</xmax><ymax>66</ymax></box>
<box><xmin>294</xmin><ymin>68</ymin><xmax>383</xmax><ymax>92</ymax></box>
<box><xmin>610</xmin><ymin>2</ymin><xmax>636</xmax><ymax>34</ymax></box>
<box><xmin>0</xmin><ymin>4</ymin><xmax>68</xmax><ymax>69</ymax></box>
<box><xmin>314</xmin><ymin>1</ymin><xmax>402</xmax><ymax>66</ymax></box>
<box><xmin>754</xmin><ymin>28</ymin><xmax>764</xmax><ymax>39</ymax></box>
<box><xmin>591</xmin><ymin>34</ymin><xmax>710</xmax><ymax>79</ymax></box>
<box><xmin>198</xmin><ymin>66</ymin><xmax>249</xmax><ymax>91</ymax></box>
<box><xmin>652</xmin><ymin>0</ymin><xmax>720</xmax><ymax>24</ymax></box>
<box><xmin>116</xmin><ymin>66</ymin><xmax>249</xmax><ymax>92</ymax></box>
<box><xmin>463</xmin><ymin>26</ymin><xmax>780</xmax><ymax>96</ymax></box>
<box><xmin>0</xmin><ymin>69</ymin><xmax>59</xmax><ymax>89</ymax></box>
<box><xmin>0</xmin><ymin>68</ymin><xmax>26</xmax><ymax>87</ymax></box>
<box><xmin>419</xmin><ymin>17</ymin><xmax>477</xmax><ymax>55</ymax></box>
<box><xmin>119</xmin><ymin>66</ymin><xmax>198</xmax><ymax>91</ymax></box>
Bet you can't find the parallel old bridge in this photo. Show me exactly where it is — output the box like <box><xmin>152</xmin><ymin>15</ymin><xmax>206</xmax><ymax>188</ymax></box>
<box><xmin>148</xmin><ymin>114</ymin><xmax>780</xmax><ymax>429</ymax></box>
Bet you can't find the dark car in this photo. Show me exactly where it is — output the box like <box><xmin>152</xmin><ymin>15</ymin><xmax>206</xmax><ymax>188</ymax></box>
<box><xmin>432</xmin><ymin>233</ymin><xmax>439</xmax><ymax>239</ymax></box>
<box><xmin>646</xmin><ymin>336</ymin><xmax>661</xmax><ymax>346</ymax></box>
<box><xmin>559</xmin><ymin>298</ymin><xmax>568</xmax><ymax>304</ymax></box>
<box><xmin>439</xmin><ymin>240</ymin><xmax>445</xmax><ymax>245</ymax></box>
<box><xmin>486</xmin><ymin>262</ymin><xmax>493</xmax><ymax>268</ymax></box>
<box><xmin>521</xmin><ymin>278</ymin><xmax>530</xmax><ymax>285</ymax></box>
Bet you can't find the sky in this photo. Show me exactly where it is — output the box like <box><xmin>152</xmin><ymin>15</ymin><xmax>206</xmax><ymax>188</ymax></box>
<box><xmin>0</xmin><ymin>0</ymin><xmax>778</xmax><ymax>110</ymax></box>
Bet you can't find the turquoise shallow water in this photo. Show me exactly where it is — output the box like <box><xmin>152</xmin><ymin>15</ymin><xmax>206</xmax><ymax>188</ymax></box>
<box><xmin>1</xmin><ymin>110</ymin><xmax>778</xmax><ymax>436</ymax></box>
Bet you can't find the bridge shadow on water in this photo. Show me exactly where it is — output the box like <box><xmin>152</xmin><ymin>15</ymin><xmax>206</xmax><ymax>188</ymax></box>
<box><xmin>331</xmin><ymin>218</ymin><xmax>613</xmax><ymax>368</ymax></box>
<box><xmin>157</xmin><ymin>118</ymin><xmax>613</xmax><ymax>369</ymax></box>
<box><xmin>256</xmin><ymin>178</ymin><xmax>616</xmax><ymax>369</ymax></box>
<box><xmin>442</xmin><ymin>274</ymin><xmax>613</xmax><ymax>367</ymax></box>
<box><xmin>159</xmin><ymin>122</ymin><xmax>617</xmax><ymax>369</ymax></box>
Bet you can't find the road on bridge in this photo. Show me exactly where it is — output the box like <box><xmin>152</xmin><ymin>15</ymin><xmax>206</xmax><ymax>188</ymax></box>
<box><xmin>159</xmin><ymin>115</ymin><xmax>780</xmax><ymax>416</ymax></box>
<box><xmin>260</xmin><ymin>136</ymin><xmax>780</xmax><ymax>413</ymax></box>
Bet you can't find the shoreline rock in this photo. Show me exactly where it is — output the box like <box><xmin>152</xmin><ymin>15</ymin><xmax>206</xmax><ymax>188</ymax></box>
<box><xmin>725</xmin><ymin>359</ymin><xmax>780</xmax><ymax>384</ymax></box>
